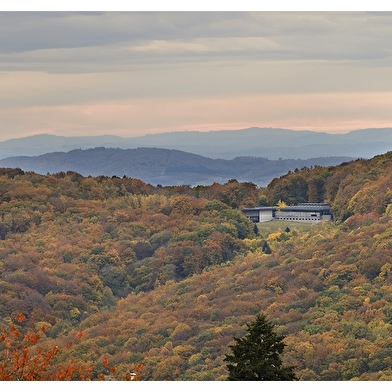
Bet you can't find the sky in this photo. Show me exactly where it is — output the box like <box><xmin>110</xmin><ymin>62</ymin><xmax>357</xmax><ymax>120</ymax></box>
<box><xmin>1</xmin><ymin>3</ymin><xmax>392</xmax><ymax>141</ymax></box>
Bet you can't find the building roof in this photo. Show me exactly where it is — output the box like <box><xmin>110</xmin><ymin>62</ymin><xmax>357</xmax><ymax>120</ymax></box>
<box><xmin>281</xmin><ymin>203</ymin><xmax>331</xmax><ymax>212</ymax></box>
<box><xmin>241</xmin><ymin>207</ymin><xmax>276</xmax><ymax>211</ymax></box>
<box><xmin>242</xmin><ymin>203</ymin><xmax>331</xmax><ymax>213</ymax></box>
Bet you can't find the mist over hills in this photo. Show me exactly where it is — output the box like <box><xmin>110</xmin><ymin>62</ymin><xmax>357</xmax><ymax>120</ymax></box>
<box><xmin>0</xmin><ymin>147</ymin><xmax>351</xmax><ymax>187</ymax></box>
<box><xmin>1</xmin><ymin>127</ymin><xmax>392</xmax><ymax>160</ymax></box>
<box><xmin>1</xmin><ymin>127</ymin><xmax>391</xmax><ymax>186</ymax></box>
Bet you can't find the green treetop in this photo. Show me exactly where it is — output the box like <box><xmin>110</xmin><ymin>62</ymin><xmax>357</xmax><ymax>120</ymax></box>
<box><xmin>224</xmin><ymin>313</ymin><xmax>297</xmax><ymax>381</ymax></box>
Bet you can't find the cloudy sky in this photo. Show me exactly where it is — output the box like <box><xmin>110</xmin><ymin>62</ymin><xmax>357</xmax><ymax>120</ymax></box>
<box><xmin>1</xmin><ymin>8</ymin><xmax>392</xmax><ymax>140</ymax></box>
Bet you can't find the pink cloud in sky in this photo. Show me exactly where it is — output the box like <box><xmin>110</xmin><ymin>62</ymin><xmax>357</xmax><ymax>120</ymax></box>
<box><xmin>1</xmin><ymin>91</ymin><xmax>392</xmax><ymax>140</ymax></box>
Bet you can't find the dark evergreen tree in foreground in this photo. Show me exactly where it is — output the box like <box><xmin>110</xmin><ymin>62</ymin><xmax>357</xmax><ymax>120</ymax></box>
<box><xmin>224</xmin><ymin>313</ymin><xmax>297</xmax><ymax>381</ymax></box>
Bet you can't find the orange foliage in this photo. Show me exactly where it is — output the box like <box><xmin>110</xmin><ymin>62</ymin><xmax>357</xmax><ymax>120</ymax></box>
<box><xmin>0</xmin><ymin>313</ymin><xmax>89</xmax><ymax>380</ymax></box>
<box><xmin>0</xmin><ymin>313</ymin><xmax>142</xmax><ymax>381</ymax></box>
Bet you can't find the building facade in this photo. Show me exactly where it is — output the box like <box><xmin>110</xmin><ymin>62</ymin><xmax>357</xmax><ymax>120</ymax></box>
<box><xmin>242</xmin><ymin>203</ymin><xmax>332</xmax><ymax>223</ymax></box>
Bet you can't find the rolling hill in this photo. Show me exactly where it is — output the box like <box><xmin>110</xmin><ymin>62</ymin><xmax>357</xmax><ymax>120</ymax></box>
<box><xmin>1</xmin><ymin>127</ymin><xmax>392</xmax><ymax>160</ymax></box>
<box><xmin>0</xmin><ymin>147</ymin><xmax>351</xmax><ymax>187</ymax></box>
<box><xmin>3</xmin><ymin>146</ymin><xmax>392</xmax><ymax>380</ymax></box>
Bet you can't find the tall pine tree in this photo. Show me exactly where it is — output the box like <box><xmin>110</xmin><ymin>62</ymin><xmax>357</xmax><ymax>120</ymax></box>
<box><xmin>224</xmin><ymin>313</ymin><xmax>297</xmax><ymax>381</ymax></box>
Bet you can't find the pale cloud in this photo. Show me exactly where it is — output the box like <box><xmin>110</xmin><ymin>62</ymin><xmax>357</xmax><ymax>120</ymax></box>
<box><xmin>1</xmin><ymin>11</ymin><xmax>392</xmax><ymax>140</ymax></box>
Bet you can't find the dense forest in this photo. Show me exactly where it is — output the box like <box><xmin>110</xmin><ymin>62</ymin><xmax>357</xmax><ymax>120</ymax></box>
<box><xmin>2</xmin><ymin>151</ymin><xmax>392</xmax><ymax>380</ymax></box>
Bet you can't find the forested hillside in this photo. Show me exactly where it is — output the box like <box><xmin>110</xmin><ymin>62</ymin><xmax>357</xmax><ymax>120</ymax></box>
<box><xmin>2</xmin><ymin>151</ymin><xmax>392</xmax><ymax>380</ymax></box>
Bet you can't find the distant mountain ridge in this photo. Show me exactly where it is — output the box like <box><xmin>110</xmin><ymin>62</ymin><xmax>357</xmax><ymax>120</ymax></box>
<box><xmin>1</xmin><ymin>127</ymin><xmax>392</xmax><ymax>160</ymax></box>
<box><xmin>0</xmin><ymin>147</ymin><xmax>352</xmax><ymax>187</ymax></box>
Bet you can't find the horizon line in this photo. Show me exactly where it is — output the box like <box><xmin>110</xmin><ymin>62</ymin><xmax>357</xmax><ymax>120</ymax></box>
<box><xmin>2</xmin><ymin>126</ymin><xmax>392</xmax><ymax>143</ymax></box>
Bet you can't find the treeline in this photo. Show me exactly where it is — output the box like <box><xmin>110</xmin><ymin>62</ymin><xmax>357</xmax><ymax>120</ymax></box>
<box><xmin>0</xmin><ymin>146</ymin><xmax>351</xmax><ymax>187</ymax></box>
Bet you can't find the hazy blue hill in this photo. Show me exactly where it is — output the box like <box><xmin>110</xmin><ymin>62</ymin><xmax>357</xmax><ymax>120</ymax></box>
<box><xmin>1</xmin><ymin>127</ymin><xmax>392</xmax><ymax>160</ymax></box>
<box><xmin>0</xmin><ymin>134</ymin><xmax>126</xmax><ymax>159</ymax></box>
<box><xmin>0</xmin><ymin>147</ymin><xmax>352</xmax><ymax>187</ymax></box>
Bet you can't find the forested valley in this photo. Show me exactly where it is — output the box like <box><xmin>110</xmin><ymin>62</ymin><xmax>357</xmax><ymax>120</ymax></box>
<box><xmin>2</xmin><ymin>151</ymin><xmax>392</xmax><ymax>380</ymax></box>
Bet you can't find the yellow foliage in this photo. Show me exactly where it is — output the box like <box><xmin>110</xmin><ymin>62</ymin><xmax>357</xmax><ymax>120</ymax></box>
<box><xmin>385</xmin><ymin>203</ymin><xmax>392</xmax><ymax>217</ymax></box>
<box><xmin>267</xmin><ymin>231</ymin><xmax>282</xmax><ymax>242</ymax></box>
<box><xmin>196</xmin><ymin>294</ymin><xmax>208</xmax><ymax>302</ymax></box>
<box><xmin>188</xmin><ymin>353</ymin><xmax>203</xmax><ymax>365</ymax></box>
<box><xmin>276</xmin><ymin>199</ymin><xmax>287</xmax><ymax>209</ymax></box>
<box><xmin>172</xmin><ymin>344</ymin><xmax>196</xmax><ymax>357</ymax></box>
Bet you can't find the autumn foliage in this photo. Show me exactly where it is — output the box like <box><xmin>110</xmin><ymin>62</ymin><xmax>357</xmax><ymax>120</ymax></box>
<box><xmin>0</xmin><ymin>312</ymin><xmax>142</xmax><ymax>380</ymax></box>
<box><xmin>0</xmin><ymin>313</ymin><xmax>89</xmax><ymax>380</ymax></box>
<box><xmin>4</xmin><ymin>152</ymin><xmax>392</xmax><ymax>380</ymax></box>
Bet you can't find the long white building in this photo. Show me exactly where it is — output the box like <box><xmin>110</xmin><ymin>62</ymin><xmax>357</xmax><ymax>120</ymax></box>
<box><xmin>241</xmin><ymin>203</ymin><xmax>332</xmax><ymax>223</ymax></box>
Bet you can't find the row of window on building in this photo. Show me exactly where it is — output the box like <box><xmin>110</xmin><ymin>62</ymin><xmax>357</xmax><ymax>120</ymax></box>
<box><xmin>241</xmin><ymin>203</ymin><xmax>332</xmax><ymax>223</ymax></box>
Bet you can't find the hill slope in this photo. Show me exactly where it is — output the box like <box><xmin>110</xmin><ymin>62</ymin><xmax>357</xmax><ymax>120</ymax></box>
<box><xmin>2</xmin><ymin>152</ymin><xmax>392</xmax><ymax>380</ymax></box>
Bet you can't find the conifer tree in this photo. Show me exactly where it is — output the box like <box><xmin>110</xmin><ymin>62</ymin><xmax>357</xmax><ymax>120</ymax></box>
<box><xmin>262</xmin><ymin>240</ymin><xmax>272</xmax><ymax>254</ymax></box>
<box><xmin>224</xmin><ymin>313</ymin><xmax>297</xmax><ymax>381</ymax></box>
